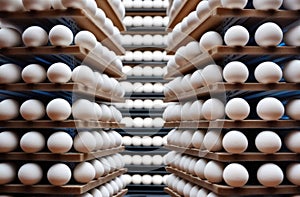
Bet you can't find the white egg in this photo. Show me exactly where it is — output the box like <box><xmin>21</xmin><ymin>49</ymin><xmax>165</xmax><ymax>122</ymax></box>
<box><xmin>0</xmin><ymin>63</ymin><xmax>21</xmax><ymax>84</ymax></box>
<box><xmin>22</xmin><ymin>26</ymin><xmax>48</xmax><ymax>47</ymax></box>
<box><xmin>142</xmin><ymin>136</ymin><xmax>152</xmax><ymax>146</ymax></box>
<box><xmin>0</xmin><ymin>99</ymin><xmax>19</xmax><ymax>120</ymax></box>
<box><xmin>283</xmin><ymin>60</ymin><xmax>300</xmax><ymax>82</ymax></box>
<box><xmin>152</xmin><ymin>136</ymin><xmax>163</xmax><ymax>146</ymax></box>
<box><xmin>73</xmin><ymin>162</ymin><xmax>95</xmax><ymax>183</ymax></box>
<box><xmin>22</xmin><ymin>64</ymin><xmax>47</xmax><ymax>83</ymax></box>
<box><xmin>286</xmin><ymin>163</ymin><xmax>300</xmax><ymax>186</ymax></box>
<box><xmin>0</xmin><ymin>28</ymin><xmax>22</xmax><ymax>48</ymax></box>
<box><xmin>46</xmin><ymin>98</ymin><xmax>71</xmax><ymax>121</ymax></box>
<box><xmin>22</xmin><ymin>0</ymin><xmax>51</xmax><ymax>10</ymax></box>
<box><xmin>203</xmin><ymin>129</ymin><xmax>223</xmax><ymax>151</ymax></box>
<box><xmin>152</xmin><ymin>35</ymin><xmax>163</xmax><ymax>45</ymax></box>
<box><xmin>153</xmin><ymin>0</ymin><xmax>163</xmax><ymax>8</ymax></box>
<box><xmin>132</xmin><ymin>0</ymin><xmax>143</xmax><ymax>8</ymax></box>
<box><xmin>142</xmin><ymin>174</ymin><xmax>152</xmax><ymax>185</ymax></box>
<box><xmin>222</xmin><ymin>130</ymin><xmax>248</xmax><ymax>154</ymax></box>
<box><xmin>153</xmin><ymin>155</ymin><xmax>163</xmax><ymax>165</ymax></box>
<box><xmin>123</xmin><ymin>155</ymin><xmax>132</xmax><ymax>165</ymax></box>
<box><xmin>121</xmin><ymin>35</ymin><xmax>132</xmax><ymax>46</ymax></box>
<box><xmin>143</xmin><ymin>0</ymin><xmax>153</xmax><ymax>8</ymax></box>
<box><xmin>74</xmin><ymin>131</ymin><xmax>96</xmax><ymax>153</ymax></box>
<box><xmin>190</xmin><ymin>185</ymin><xmax>200</xmax><ymax>197</ymax></box>
<box><xmin>99</xmin><ymin>131</ymin><xmax>111</xmax><ymax>150</ymax></box>
<box><xmin>47</xmin><ymin>163</ymin><xmax>71</xmax><ymax>186</ymax></box>
<box><xmin>153</xmin><ymin>99</ymin><xmax>164</xmax><ymax>109</ymax></box>
<box><xmin>254</xmin><ymin>61</ymin><xmax>282</xmax><ymax>84</ymax></box>
<box><xmin>131</xmin><ymin>174</ymin><xmax>142</xmax><ymax>184</ymax></box>
<box><xmin>18</xmin><ymin>163</ymin><xmax>43</xmax><ymax>185</ymax></box>
<box><xmin>202</xmin><ymin>98</ymin><xmax>225</xmax><ymax>120</ymax></box>
<box><xmin>202</xmin><ymin>64</ymin><xmax>223</xmax><ymax>86</ymax></box>
<box><xmin>153</xmin><ymin>51</ymin><xmax>164</xmax><ymax>61</ymax></box>
<box><xmin>253</xmin><ymin>0</ymin><xmax>282</xmax><ymax>10</ymax></box>
<box><xmin>257</xmin><ymin>163</ymin><xmax>283</xmax><ymax>187</ymax></box>
<box><xmin>204</xmin><ymin>161</ymin><xmax>224</xmax><ymax>183</ymax></box>
<box><xmin>133</xmin><ymin>117</ymin><xmax>144</xmax><ymax>128</ymax></box>
<box><xmin>132</xmin><ymin>155</ymin><xmax>142</xmax><ymax>165</ymax></box>
<box><xmin>152</xmin><ymin>174</ymin><xmax>163</xmax><ymax>185</ymax></box>
<box><xmin>225</xmin><ymin>98</ymin><xmax>250</xmax><ymax>120</ymax></box>
<box><xmin>122</xmin><ymin>136</ymin><xmax>132</xmax><ymax>146</ymax></box>
<box><xmin>142</xmin><ymin>155</ymin><xmax>152</xmax><ymax>165</ymax></box>
<box><xmin>196</xmin><ymin>1</ymin><xmax>210</xmax><ymax>18</ymax></box>
<box><xmin>121</xmin><ymin>117</ymin><xmax>133</xmax><ymax>127</ymax></box>
<box><xmin>199</xmin><ymin>31</ymin><xmax>223</xmax><ymax>51</ymax></box>
<box><xmin>123</xmin><ymin>16</ymin><xmax>133</xmax><ymax>26</ymax></box>
<box><xmin>132</xmin><ymin>66</ymin><xmax>143</xmax><ymax>76</ymax></box>
<box><xmin>255</xmin><ymin>131</ymin><xmax>281</xmax><ymax>154</ymax></box>
<box><xmin>132</xmin><ymin>136</ymin><xmax>142</xmax><ymax>146</ymax></box>
<box><xmin>191</xmin><ymin>130</ymin><xmax>205</xmax><ymax>149</ymax></box>
<box><xmin>100</xmin><ymin>74</ymin><xmax>113</xmax><ymax>92</ymax></box>
<box><xmin>133</xmin><ymin>16</ymin><xmax>143</xmax><ymax>27</ymax></box>
<box><xmin>0</xmin><ymin>0</ymin><xmax>24</xmax><ymax>11</ymax></box>
<box><xmin>221</xmin><ymin>0</ymin><xmax>247</xmax><ymax>8</ymax></box>
<box><xmin>47</xmin><ymin>131</ymin><xmax>73</xmax><ymax>153</ymax></box>
<box><xmin>143</xmin><ymin>83</ymin><xmax>154</xmax><ymax>93</ymax></box>
<box><xmin>286</xmin><ymin>99</ymin><xmax>300</xmax><ymax>120</ymax></box>
<box><xmin>90</xmin><ymin>188</ymin><xmax>102</xmax><ymax>197</ymax></box>
<box><xmin>223</xmin><ymin>61</ymin><xmax>249</xmax><ymax>83</ymax></box>
<box><xmin>143</xmin><ymin>99</ymin><xmax>153</xmax><ymax>109</ymax></box>
<box><xmin>283</xmin><ymin>0</ymin><xmax>300</xmax><ymax>10</ymax></box>
<box><xmin>190</xmin><ymin>70</ymin><xmax>204</xmax><ymax>89</ymax></box>
<box><xmin>143</xmin><ymin>117</ymin><xmax>153</xmax><ymax>128</ymax></box>
<box><xmin>0</xmin><ymin>131</ymin><xmax>18</xmax><ymax>153</ymax></box>
<box><xmin>179</xmin><ymin>130</ymin><xmax>193</xmax><ymax>148</ymax></box>
<box><xmin>142</xmin><ymin>34</ymin><xmax>153</xmax><ymax>45</ymax></box>
<box><xmin>256</xmin><ymin>97</ymin><xmax>284</xmax><ymax>120</ymax></box>
<box><xmin>20</xmin><ymin>131</ymin><xmax>45</xmax><ymax>153</ymax></box>
<box><xmin>284</xmin><ymin>25</ymin><xmax>300</xmax><ymax>46</ymax></box>
<box><xmin>121</xmin><ymin>174</ymin><xmax>131</xmax><ymax>185</ymax></box>
<box><xmin>142</xmin><ymin>16</ymin><xmax>153</xmax><ymax>27</ymax></box>
<box><xmin>47</xmin><ymin>62</ymin><xmax>72</xmax><ymax>83</ymax></box>
<box><xmin>186</xmin><ymin>11</ymin><xmax>200</xmax><ymax>28</ymax></box>
<box><xmin>51</xmin><ymin>0</ymin><xmax>66</xmax><ymax>9</ymax></box>
<box><xmin>99</xmin><ymin>185</ymin><xmax>110</xmax><ymax>197</ymax></box>
<box><xmin>208</xmin><ymin>0</ymin><xmax>222</xmax><ymax>9</ymax></box>
<box><xmin>72</xmin><ymin>99</ymin><xmax>96</xmax><ymax>121</ymax></box>
<box><xmin>184</xmin><ymin>41</ymin><xmax>201</xmax><ymax>60</ymax></box>
<box><xmin>198</xmin><ymin>188</ymin><xmax>209</xmax><ymax>196</ymax></box>
<box><xmin>132</xmin><ymin>34</ymin><xmax>143</xmax><ymax>45</ymax></box>
<box><xmin>74</xmin><ymin>31</ymin><xmax>97</xmax><ymax>50</ymax></box>
<box><xmin>0</xmin><ymin>163</ymin><xmax>16</xmax><ymax>185</ymax></box>
<box><xmin>85</xmin><ymin>0</ymin><xmax>97</xmax><ymax>16</ymax></box>
<box><xmin>255</xmin><ymin>22</ymin><xmax>283</xmax><ymax>47</ymax></box>
<box><xmin>224</xmin><ymin>25</ymin><xmax>249</xmax><ymax>46</ymax></box>
<box><xmin>133</xmin><ymin>51</ymin><xmax>143</xmax><ymax>61</ymax></box>
<box><xmin>20</xmin><ymin>99</ymin><xmax>45</xmax><ymax>121</ymax></box>
<box><xmin>153</xmin><ymin>16</ymin><xmax>163</xmax><ymax>27</ymax></box>
<box><xmin>285</xmin><ymin>131</ymin><xmax>300</xmax><ymax>153</ymax></box>
<box><xmin>223</xmin><ymin>163</ymin><xmax>249</xmax><ymax>187</ymax></box>
<box><xmin>49</xmin><ymin>25</ymin><xmax>73</xmax><ymax>46</ymax></box>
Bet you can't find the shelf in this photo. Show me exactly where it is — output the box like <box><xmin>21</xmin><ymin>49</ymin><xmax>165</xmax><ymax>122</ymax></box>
<box><xmin>164</xmin><ymin>187</ymin><xmax>181</xmax><ymax>197</ymax></box>
<box><xmin>0</xmin><ymin>83</ymin><xmax>125</xmax><ymax>102</ymax></box>
<box><xmin>167</xmin><ymin>7</ymin><xmax>300</xmax><ymax>54</ymax></box>
<box><xmin>0</xmin><ymin>120</ymin><xmax>125</xmax><ymax>129</ymax></box>
<box><xmin>0</xmin><ymin>9</ymin><xmax>125</xmax><ymax>55</ymax></box>
<box><xmin>163</xmin><ymin>120</ymin><xmax>300</xmax><ymax>129</ymax></box>
<box><xmin>126</xmin><ymin>8</ymin><xmax>167</xmax><ymax>16</ymax></box>
<box><xmin>123</xmin><ymin>61</ymin><xmax>167</xmax><ymax>66</ymax></box>
<box><xmin>125</xmin><ymin>92</ymin><xmax>164</xmax><ymax>99</ymax></box>
<box><xmin>0</xmin><ymin>168</ymin><xmax>127</xmax><ymax>195</ymax></box>
<box><xmin>0</xmin><ymin>46</ymin><xmax>125</xmax><ymax>78</ymax></box>
<box><xmin>167</xmin><ymin>0</ymin><xmax>201</xmax><ymax>29</ymax></box>
<box><xmin>96</xmin><ymin>0</ymin><xmax>126</xmax><ymax>31</ymax></box>
<box><xmin>125</xmin><ymin>76</ymin><xmax>166</xmax><ymax>83</ymax></box>
<box><xmin>123</xmin><ymin>45</ymin><xmax>167</xmax><ymax>51</ymax></box>
<box><xmin>165</xmin><ymin>145</ymin><xmax>300</xmax><ymax>162</ymax></box>
<box><xmin>0</xmin><ymin>146</ymin><xmax>124</xmax><ymax>162</ymax></box>
<box><xmin>164</xmin><ymin>82</ymin><xmax>300</xmax><ymax>102</ymax></box>
<box><xmin>123</xmin><ymin>31</ymin><xmax>168</xmax><ymax>35</ymax></box>
<box><xmin>114</xmin><ymin>189</ymin><xmax>128</xmax><ymax>197</ymax></box>
<box><xmin>166</xmin><ymin>167</ymin><xmax>300</xmax><ymax>196</ymax></box>
<box><xmin>126</xmin><ymin>26</ymin><xmax>166</xmax><ymax>32</ymax></box>
<box><xmin>165</xmin><ymin>46</ymin><xmax>300</xmax><ymax>78</ymax></box>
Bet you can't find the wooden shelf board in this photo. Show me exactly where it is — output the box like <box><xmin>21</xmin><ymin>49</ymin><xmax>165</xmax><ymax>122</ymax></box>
<box><xmin>96</xmin><ymin>0</ymin><xmax>126</xmax><ymax>31</ymax></box>
<box><xmin>167</xmin><ymin>7</ymin><xmax>300</xmax><ymax>53</ymax></box>
<box><xmin>165</xmin><ymin>46</ymin><xmax>300</xmax><ymax>78</ymax></box>
<box><xmin>164</xmin><ymin>187</ymin><xmax>181</xmax><ymax>197</ymax></box>
<box><xmin>114</xmin><ymin>189</ymin><xmax>128</xmax><ymax>197</ymax></box>
<box><xmin>166</xmin><ymin>167</ymin><xmax>300</xmax><ymax>196</ymax></box>
<box><xmin>165</xmin><ymin>145</ymin><xmax>300</xmax><ymax>162</ymax></box>
<box><xmin>164</xmin><ymin>82</ymin><xmax>300</xmax><ymax>102</ymax></box>
<box><xmin>0</xmin><ymin>120</ymin><xmax>125</xmax><ymax>129</ymax></box>
<box><xmin>0</xmin><ymin>146</ymin><xmax>124</xmax><ymax>162</ymax></box>
<box><xmin>0</xmin><ymin>9</ymin><xmax>125</xmax><ymax>55</ymax></box>
<box><xmin>163</xmin><ymin>120</ymin><xmax>300</xmax><ymax>129</ymax></box>
<box><xmin>123</xmin><ymin>45</ymin><xmax>167</xmax><ymax>51</ymax></box>
<box><xmin>0</xmin><ymin>169</ymin><xmax>127</xmax><ymax>195</ymax></box>
<box><xmin>0</xmin><ymin>46</ymin><xmax>125</xmax><ymax>78</ymax></box>
<box><xmin>0</xmin><ymin>83</ymin><xmax>124</xmax><ymax>102</ymax></box>
<box><xmin>167</xmin><ymin>0</ymin><xmax>201</xmax><ymax>29</ymax></box>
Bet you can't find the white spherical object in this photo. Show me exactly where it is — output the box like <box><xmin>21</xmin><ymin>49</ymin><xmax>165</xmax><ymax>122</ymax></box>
<box><xmin>255</xmin><ymin>131</ymin><xmax>281</xmax><ymax>154</ymax></box>
<box><xmin>152</xmin><ymin>136</ymin><xmax>163</xmax><ymax>146</ymax></box>
<box><xmin>186</xmin><ymin>11</ymin><xmax>200</xmax><ymax>28</ymax></box>
<box><xmin>143</xmin><ymin>118</ymin><xmax>153</xmax><ymax>128</ymax></box>
<box><xmin>20</xmin><ymin>131</ymin><xmax>45</xmax><ymax>153</ymax></box>
<box><xmin>201</xmin><ymin>64</ymin><xmax>223</xmax><ymax>86</ymax></box>
<box><xmin>133</xmin><ymin>51</ymin><xmax>143</xmax><ymax>61</ymax></box>
<box><xmin>0</xmin><ymin>163</ymin><xmax>16</xmax><ymax>184</ymax></box>
<box><xmin>72</xmin><ymin>65</ymin><xmax>95</xmax><ymax>88</ymax></box>
<box><xmin>46</xmin><ymin>98</ymin><xmax>71</xmax><ymax>121</ymax></box>
<box><xmin>203</xmin><ymin>130</ymin><xmax>223</xmax><ymax>151</ymax></box>
<box><xmin>223</xmin><ymin>163</ymin><xmax>249</xmax><ymax>187</ymax></box>
<box><xmin>20</xmin><ymin>99</ymin><xmax>45</xmax><ymax>121</ymax></box>
<box><xmin>22</xmin><ymin>0</ymin><xmax>51</xmax><ymax>10</ymax></box>
<box><xmin>153</xmin><ymin>16</ymin><xmax>163</xmax><ymax>27</ymax></box>
<box><xmin>47</xmin><ymin>131</ymin><xmax>73</xmax><ymax>153</ymax></box>
<box><xmin>204</xmin><ymin>161</ymin><xmax>224</xmax><ymax>183</ymax></box>
<box><xmin>202</xmin><ymin>98</ymin><xmax>225</xmax><ymax>120</ymax></box>
<box><xmin>255</xmin><ymin>22</ymin><xmax>283</xmax><ymax>47</ymax></box>
<box><xmin>0</xmin><ymin>63</ymin><xmax>21</xmax><ymax>84</ymax></box>
<box><xmin>184</xmin><ymin>41</ymin><xmax>201</xmax><ymax>60</ymax></box>
<box><xmin>0</xmin><ymin>28</ymin><xmax>22</xmax><ymax>48</ymax></box>
<box><xmin>142</xmin><ymin>155</ymin><xmax>152</xmax><ymax>165</ymax></box>
<box><xmin>18</xmin><ymin>163</ymin><xmax>43</xmax><ymax>185</ymax></box>
<box><xmin>283</xmin><ymin>0</ymin><xmax>300</xmax><ymax>10</ymax></box>
<box><xmin>142</xmin><ymin>174</ymin><xmax>152</xmax><ymax>185</ymax></box>
<box><xmin>143</xmin><ymin>0</ymin><xmax>153</xmax><ymax>8</ymax></box>
<box><xmin>122</xmin><ymin>35</ymin><xmax>132</xmax><ymax>46</ymax></box>
<box><xmin>286</xmin><ymin>163</ymin><xmax>300</xmax><ymax>186</ymax></box>
<box><xmin>142</xmin><ymin>16</ymin><xmax>153</xmax><ymax>27</ymax></box>
<box><xmin>123</xmin><ymin>16</ymin><xmax>133</xmax><ymax>26</ymax></box>
<box><xmin>152</xmin><ymin>155</ymin><xmax>163</xmax><ymax>165</ymax></box>
<box><xmin>141</xmin><ymin>136</ymin><xmax>152</xmax><ymax>146</ymax></box>
<box><xmin>0</xmin><ymin>0</ymin><xmax>24</xmax><ymax>11</ymax></box>
<box><xmin>286</xmin><ymin>99</ymin><xmax>300</xmax><ymax>120</ymax></box>
<box><xmin>123</xmin><ymin>155</ymin><xmax>132</xmax><ymax>165</ymax></box>
<box><xmin>22</xmin><ymin>26</ymin><xmax>48</xmax><ymax>47</ymax></box>
<box><xmin>285</xmin><ymin>131</ymin><xmax>300</xmax><ymax>153</ymax></box>
<box><xmin>133</xmin><ymin>117</ymin><xmax>144</xmax><ymax>128</ymax></box>
<box><xmin>121</xmin><ymin>117</ymin><xmax>133</xmax><ymax>127</ymax></box>
<box><xmin>225</xmin><ymin>98</ymin><xmax>250</xmax><ymax>120</ymax></box>
<box><xmin>199</xmin><ymin>31</ymin><xmax>223</xmax><ymax>51</ymax></box>
<box><xmin>256</xmin><ymin>97</ymin><xmax>284</xmax><ymax>120</ymax></box>
<box><xmin>51</xmin><ymin>0</ymin><xmax>66</xmax><ymax>9</ymax></box>
<box><xmin>153</xmin><ymin>35</ymin><xmax>163</xmax><ymax>45</ymax></box>
<box><xmin>0</xmin><ymin>131</ymin><xmax>18</xmax><ymax>153</ymax></box>
<box><xmin>220</xmin><ymin>0</ymin><xmax>247</xmax><ymax>9</ymax></box>
<box><xmin>223</xmin><ymin>61</ymin><xmax>249</xmax><ymax>83</ymax></box>
<box><xmin>196</xmin><ymin>1</ymin><xmax>210</xmax><ymax>18</ymax></box>
<box><xmin>253</xmin><ymin>0</ymin><xmax>282</xmax><ymax>10</ymax></box>
<box><xmin>257</xmin><ymin>163</ymin><xmax>283</xmax><ymax>187</ymax></box>
<box><xmin>132</xmin><ymin>34</ymin><xmax>143</xmax><ymax>45</ymax></box>
<box><xmin>133</xmin><ymin>99</ymin><xmax>143</xmax><ymax>109</ymax></box>
<box><xmin>284</xmin><ymin>60</ymin><xmax>300</xmax><ymax>83</ymax></box>
<box><xmin>179</xmin><ymin>130</ymin><xmax>193</xmax><ymax>148</ymax></box>
<box><xmin>284</xmin><ymin>25</ymin><xmax>300</xmax><ymax>46</ymax></box>
<box><xmin>22</xmin><ymin>64</ymin><xmax>47</xmax><ymax>83</ymax></box>
<box><xmin>224</xmin><ymin>25</ymin><xmax>249</xmax><ymax>46</ymax></box>
<box><xmin>190</xmin><ymin>70</ymin><xmax>204</xmax><ymax>89</ymax></box>
<box><xmin>153</xmin><ymin>117</ymin><xmax>165</xmax><ymax>127</ymax></box>
<box><xmin>192</xmin><ymin>130</ymin><xmax>205</xmax><ymax>149</ymax></box>
<box><xmin>153</xmin><ymin>51</ymin><xmax>164</xmax><ymax>61</ymax></box>
<box><xmin>47</xmin><ymin>163</ymin><xmax>71</xmax><ymax>186</ymax></box>
<box><xmin>222</xmin><ymin>130</ymin><xmax>248</xmax><ymax>154</ymax></box>
<box><xmin>0</xmin><ymin>99</ymin><xmax>19</xmax><ymax>121</ymax></box>
<box><xmin>47</xmin><ymin>62</ymin><xmax>72</xmax><ymax>83</ymax></box>
<box><xmin>49</xmin><ymin>25</ymin><xmax>73</xmax><ymax>46</ymax></box>
<box><xmin>73</xmin><ymin>162</ymin><xmax>95</xmax><ymax>183</ymax></box>
<box><xmin>143</xmin><ymin>83</ymin><xmax>154</xmax><ymax>93</ymax></box>
<box><xmin>208</xmin><ymin>0</ymin><xmax>222</xmax><ymax>9</ymax></box>
<box><xmin>131</xmin><ymin>174</ymin><xmax>142</xmax><ymax>184</ymax></box>
<box><xmin>254</xmin><ymin>62</ymin><xmax>282</xmax><ymax>84</ymax></box>
<box><xmin>132</xmin><ymin>155</ymin><xmax>142</xmax><ymax>165</ymax></box>
<box><xmin>132</xmin><ymin>66</ymin><xmax>143</xmax><ymax>76</ymax></box>
<box><xmin>132</xmin><ymin>136</ymin><xmax>142</xmax><ymax>146</ymax></box>
<box><xmin>75</xmin><ymin>31</ymin><xmax>97</xmax><ymax>50</ymax></box>
<box><xmin>153</xmin><ymin>0</ymin><xmax>163</xmax><ymax>8</ymax></box>
<box><xmin>99</xmin><ymin>131</ymin><xmax>110</xmax><ymax>150</ymax></box>
<box><xmin>152</xmin><ymin>175</ymin><xmax>163</xmax><ymax>185</ymax></box>
<box><xmin>143</xmin><ymin>99</ymin><xmax>153</xmax><ymax>109</ymax></box>
<box><xmin>132</xmin><ymin>0</ymin><xmax>143</xmax><ymax>8</ymax></box>
<box><xmin>74</xmin><ymin>131</ymin><xmax>96</xmax><ymax>153</ymax></box>
<box><xmin>133</xmin><ymin>16</ymin><xmax>143</xmax><ymax>27</ymax></box>
<box><xmin>122</xmin><ymin>136</ymin><xmax>132</xmax><ymax>146</ymax></box>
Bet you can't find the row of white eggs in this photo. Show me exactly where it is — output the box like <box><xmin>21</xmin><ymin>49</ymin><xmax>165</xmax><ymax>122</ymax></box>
<box><xmin>166</xmin><ymin>174</ymin><xmax>218</xmax><ymax>197</ymax></box>
<box><xmin>122</xmin><ymin>174</ymin><xmax>168</xmax><ymax>185</ymax></box>
<box><xmin>122</xmin><ymin>66</ymin><xmax>166</xmax><ymax>77</ymax></box>
<box><xmin>166</xmin><ymin>152</ymin><xmax>300</xmax><ymax>188</ymax></box>
<box><xmin>120</xmin><ymin>117</ymin><xmax>165</xmax><ymax>128</ymax></box>
<box><xmin>121</xmin><ymin>34</ymin><xmax>168</xmax><ymax>46</ymax></box>
<box><xmin>123</xmin><ymin>16</ymin><xmax>169</xmax><ymax>27</ymax></box>
<box><xmin>113</xmin><ymin>99</ymin><xmax>167</xmax><ymax>109</ymax></box>
<box><xmin>0</xmin><ymin>98</ymin><xmax>123</xmax><ymax>122</ymax></box>
<box><xmin>120</xmin><ymin>82</ymin><xmax>164</xmax><ymax>93</ymax></box>
<box><xmin>122</xmin><ymin>0</ymin><xmax>169</xmax><ymax>9</ymax></box>
<box><xmin>123</xmin><ymin>154</ymin><xmax>164</xmax><ymax>165</ymax></box>
<box><xmin>0</xmin><ymin>130</ymin><xmax>122</xmax><ymax>154</ymax></box>
<box><xmin>0</xmin><ymin>154</ymin><xmax>124</xmax><ymax>186</ymax></box>
<box><xmin>163</xmin><ymin>97</ymin><xmax>300</xmax><ymax>121</ymax></box>
<box><xmin>120</xmin><ymin>50</ymin><xmax>170</xmax><ymax>62</ymax></box>
<box><xmin>122</xmin><ymin>135</ymin><xmax>167</xmax><ymax>146</ymax></box>
<box><xmin>167</xmin><ymin>129</ymin><xmax>300</xmax><ymax>154</ymax></box>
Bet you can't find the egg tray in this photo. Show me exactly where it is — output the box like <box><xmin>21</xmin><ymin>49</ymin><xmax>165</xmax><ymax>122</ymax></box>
<box><xmin>0</xmin><ymin>46</ymin><xmax>125</xmax><ymax>78</ymax></box>
<box><xmin>166</xmin><ymin>7</ymin><xmax>300</xmax><ymax>54</ymax></box>
<box><xmin>123</xmin><ymin>45</ymin><xmax>167</xmax><ymax>51</ymax></box>
<box><xmin>0</xmin><ymin>168</ymin><xmax>127</xmax><ymax>195</ymax></box>
<box><xmin>125</xmin><ymin>8</ymin><xmax>167</xmax><ymax>16</ymax></box>
<box><xmin>165</xmin><ymin>46</ymin><xmax>300</xmax><ymax>78</ymax></box>
<box><xmin>166</xmin><ymin>166</ymin><xmax>300</xmax><ymax>196</ymax></box>
<box><xmin>0</xmin><ymin>146</ymin><xmax>125</xmax><ymax>162</ymax></box>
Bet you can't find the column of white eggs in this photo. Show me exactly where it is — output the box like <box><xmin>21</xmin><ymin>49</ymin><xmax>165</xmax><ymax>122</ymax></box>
<box><xmin>122</xmin><ymin>173</ymin><xmax>169</xmax><ymax>186</ymax></box>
